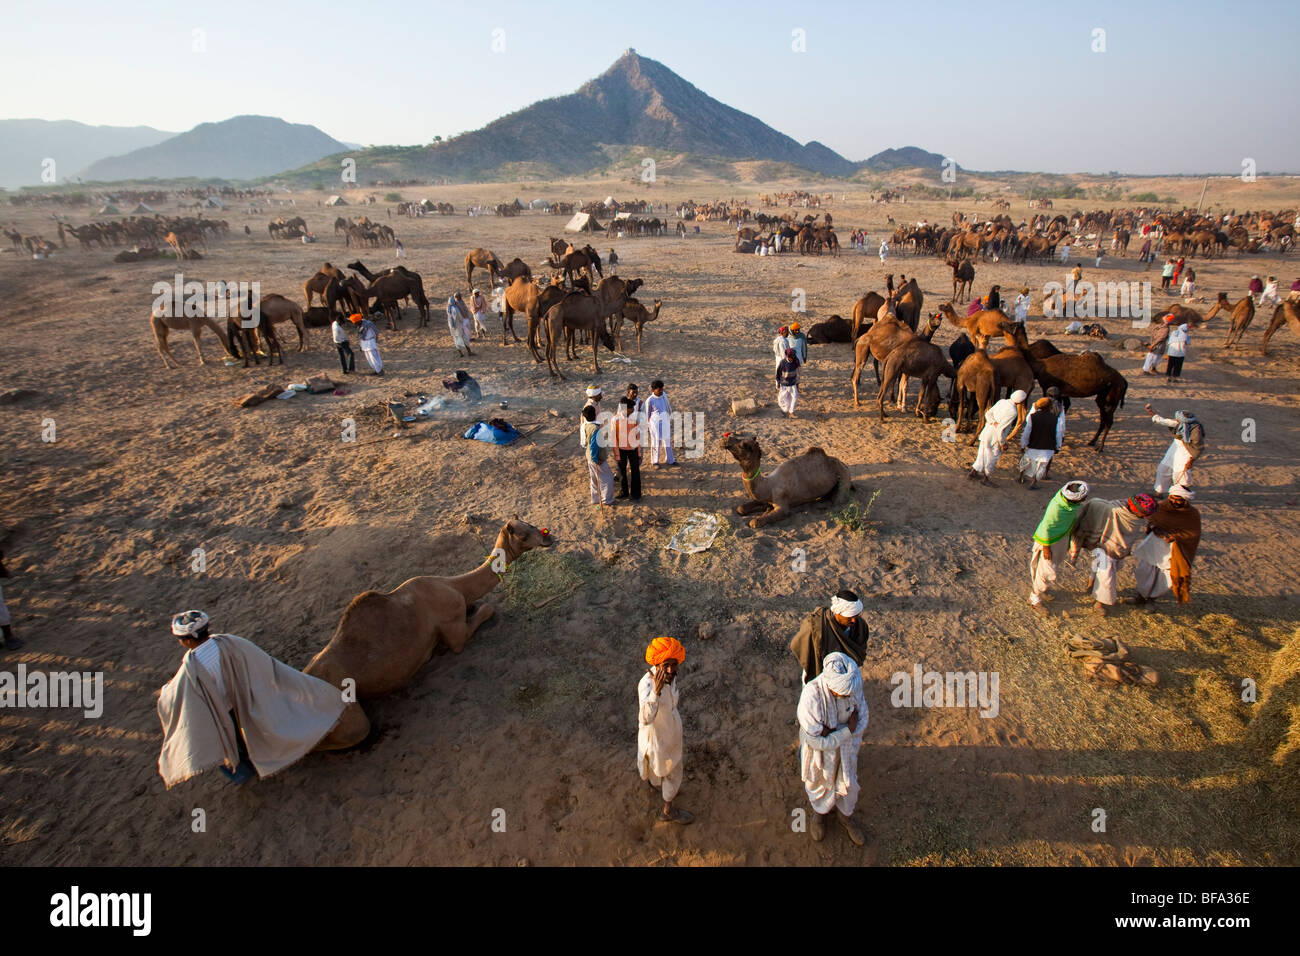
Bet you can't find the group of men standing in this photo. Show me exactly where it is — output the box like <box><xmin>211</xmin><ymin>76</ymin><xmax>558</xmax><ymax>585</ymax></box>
<box><xmin>579</xmin><ymin>382</ymin><xmax>676</xmax><ymax>506</ymax></box>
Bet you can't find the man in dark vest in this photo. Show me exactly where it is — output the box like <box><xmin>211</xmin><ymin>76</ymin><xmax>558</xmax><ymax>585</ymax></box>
<box><xmin>1018</xmin><ymin>397</ymin><xmax>1060</xmax><ymax>489</ymax></box>
<box><xmin>790</xmin><ymin>589</ymin><xmax>869</xmax><ymax>683</ymax></box>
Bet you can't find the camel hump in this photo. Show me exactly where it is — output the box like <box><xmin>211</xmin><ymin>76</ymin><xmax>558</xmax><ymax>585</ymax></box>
<box><xmin>800</xmin><ymin>446</ymin><xmax>829</xmax><ymax>457</ymax></box>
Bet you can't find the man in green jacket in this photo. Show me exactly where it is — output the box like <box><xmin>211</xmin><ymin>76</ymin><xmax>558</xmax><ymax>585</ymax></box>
<box><xmin>1029</xmin><ymin>480</ymin><xmax>1089</xmax><ymax>615</ymax></box>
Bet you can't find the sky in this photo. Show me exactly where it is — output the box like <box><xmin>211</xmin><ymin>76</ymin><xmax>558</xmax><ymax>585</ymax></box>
<box><xmin>2</xmin><ymin>0</ymin><xmax>1297</xmax><ymax>175</ymax></box>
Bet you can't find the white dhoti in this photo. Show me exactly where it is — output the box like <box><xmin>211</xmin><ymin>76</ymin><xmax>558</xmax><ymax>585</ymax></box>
<box><xmin>472</xmin><ymin>309</ymin><xmax>489</xmax><ymax>336</ymax></box>
<box><xmin>1090</xmin><ymin>549</ymin><xmax>1120</xmax><ymax>606</ymax></box>
<box><xmin>1142</xmin><ymin>350</ymin><xmax>1163</xmax><ymax>373</ymax></box>
<box><xmin>360</xmin><ymin>342</ymin><xmax>382</xmax><ymax>373</ymax></box>
<box><xmin>1154</xmin><ymin>441</ymin><xmax>1192</xmax><ymax>495</ymax></box>
<box><xmin>1019</xmin><ymin>448</ymin><xmax>1053</xmax><ymax>481</ymax></box>
<box><xmin>647</xmin><ymin>413</ymin><xmax>674</xmax><ymax>464</ymax></box>
<box><xmin>778</xmin><ymin>385</ymin><xmax>798</xmax><ymax>414</ymax></box>
<box><xmin>802</xmin><ymin>738</ymin><xmax>861</xmax><ymax>815</ymax></box>
<box><xmin>1030</xmin><ymin>538</ymin><xmax>1070</xmax><ymax>604</ymax></box>
<box><xmin>448</xmin><ymin>318</ymin><xmax>467</xmax><ymax>352</ymax></box>
<box><xmin>638</xmin><ymin>674</ymin><xmax>683</xmax><ymax>801</ymax></box>
<box><xmin>1133</xmin><ymin>533</ymin><xmax>1173</xmax><ymax>599</ymax></box>
<box><xmin>971</xmin><ymin>425</ymin><xmax>1004</xmax><ymax>475</ymax></box>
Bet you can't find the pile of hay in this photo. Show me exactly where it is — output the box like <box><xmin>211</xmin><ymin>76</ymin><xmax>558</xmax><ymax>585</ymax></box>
<box><xmin>1244</xmin><ymin>627</ymin><xmax>1300</xmax><ymax>812</ymax></box>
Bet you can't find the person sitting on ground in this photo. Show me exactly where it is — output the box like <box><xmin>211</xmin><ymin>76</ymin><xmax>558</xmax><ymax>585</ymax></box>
<box><xmin>442</xmin><ymin>370</ymin><xmax>482</xmax><ymax>402</ymax></box>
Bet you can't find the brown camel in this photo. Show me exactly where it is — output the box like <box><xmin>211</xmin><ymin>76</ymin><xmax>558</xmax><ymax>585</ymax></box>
<box><xmin>720</xmin><ymin>434</ymin><xmax>852</xmax><ymax>529</ymax></box>
<box><xmin>541</xmin><ymin>293</ymin><xmax>618</xmax><ymax>380</ymax></box>
<box><xmin>500</xmin><ymin>275</ymin><xmax>566</xmax><ymax>355</ymax></box>
<box><xmin>498</xmin><ymin>256</ymin><xmax>532</xmax><ymax>284</ymax></box>
<box><xmin>850</xmin><ymin>291</ymin><xmax>887</xmax><ymax>339</ymax></box>
<box><xmin>225</xmin><ymin>310</ymin><xmax>285</xmax><ymax>367</ymax></box>
<box><xmin>1209</xmin><ymin>292</ymin><xmax>1256</xmax><ymax>348</ymax></box>
<box><xmin>304</xmin><ymin>518</ymin><xmax>554</xmax><ymax>750</ymax></box>
<box><xmin>464</xmin><ymin>248</ymin><xmax>503</xmax><ymax>287</ymax></box>
<box><xmin>235</xmin><ymin>292</ymin><xmax>308</xmax><ymax>351</ymax></box>
<box><xmin>893</xmin><ymin>276</ymin><xmax>923</xmax><ymax>332</ymax></box>
<box><xmin>850</xmin><ymin>314</ymin><xmax>915</xmax><ymax>407</ymax></box>
<box><xmin>366</xmin><ymin>273</ymin><xmax>430</xmax><ymax>329</ymax></box>
<box><xmin>939</xmin><ymin>301</ymin><xmax>1010</xmax><ymax>350</ymax></box>
<box><xmin>1006</xmin><ymin>325</ymin><xmax>1126</xmax><ymax>451</ymax></box>
<box><xmin>987</xmin><ymin>347</ymin><xmax>1035</xmax><ymax>438</ymax></box>
<box><xmin>950</xmin><ymin>348</ymin><xmax>997</xmax><ymax>443</ymax></box>
<box><xmin>613</xmin><ymin>297</ymin><xmax>661</xmax><ymax>353</ymax></box>
<box><xmin>948</xmin><ymin>258</ymin><xmax>975</xmax><ymax>303</ymax></box>
<box><xmin>150</xmin><ymin>307</ymin><xmax>232</xmax><ymax>368</ymax></box>
<box><xmin>1261</xmin><ymin>301</ymin><xmax>1300</xmax><ymax>355</ymax></box>
<box><xmin>875</xmin><ymin>338</ymin><xmax>956</xmax><ymax>422</ymax></box>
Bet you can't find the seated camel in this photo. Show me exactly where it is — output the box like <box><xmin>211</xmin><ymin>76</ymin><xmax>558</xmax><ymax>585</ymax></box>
<box><xmin>720</xmin><ymin>434</ymin><xmax>852</xmax><ymax>529</ymax></box>
<box><xmin>304</xmin><ymin>517</ymin><xmax>554</xmax><ymax>749</ymax></box>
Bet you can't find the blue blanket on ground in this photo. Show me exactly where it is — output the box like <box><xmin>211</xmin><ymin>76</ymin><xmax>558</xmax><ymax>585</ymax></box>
<box><xmin>464</xmin><ymin>421</ymin><xmax>519</xmax><ymax>445</ymax></box>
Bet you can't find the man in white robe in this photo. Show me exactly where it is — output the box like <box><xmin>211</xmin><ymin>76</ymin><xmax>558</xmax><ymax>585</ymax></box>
<box><xmin>638</xmin><ymin>637</ymin><xmax>692</xmax><ymax>824</ymax></box>
<box><xmin>798</xmin><ymin>651</ymin><xmax>868</xmax><ymax>845</ymax></box>
<box><xmin>1069</xmin><ymin>493</ymin><xmax>1157</xmax><ymax>615</ymax></box>
<box><xmin>968</xmin><ymin>390</ymin><xmax>1027</xmax><ymax>485</ymax></box>
<box><xmin>1147</xmin><ymin>405</ymin><xmax>1203</xmax><ymax>494</ymax></box>
<box><xmin>772</xmin><ymin>325</ymin><xmax>792</xmax><ymax>372</ymax></box>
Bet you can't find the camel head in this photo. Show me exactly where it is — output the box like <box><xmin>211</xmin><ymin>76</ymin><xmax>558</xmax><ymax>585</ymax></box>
<box><xmin>625</xmin><ymin>278</ymin><xmax>644</xmax><ymax>297</ymax></box>
<box><xmin>720</xmin><ymin>433</ymin><xmax>763</xmax><ymax>474</ymax></box>
<box><xmin>650</xmin><ymin>299</ymin><xmax>662</xmax><ymax>320</ymax></box>
<box><xmin>497</xmin><ymin>515</ymin><xmax>554</xmax><ymax>564</ymax></box>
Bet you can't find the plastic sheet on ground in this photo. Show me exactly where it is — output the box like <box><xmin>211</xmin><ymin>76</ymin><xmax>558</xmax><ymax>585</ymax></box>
<box><xmin>665</xmin><ymin>510</ymin><xmax>722</xmax><ymax>554</ymax></box>
<box><xmin>464</xmin><ymin>420</ymin><xmax>519</xmax><ymax>445</ymax></box>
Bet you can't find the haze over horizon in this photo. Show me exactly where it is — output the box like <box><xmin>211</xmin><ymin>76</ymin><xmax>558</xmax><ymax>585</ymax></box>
<box><xmin>4</xmin><ymin>0</ymin><xmax>1297</xmax><ymax>177</ymax></box>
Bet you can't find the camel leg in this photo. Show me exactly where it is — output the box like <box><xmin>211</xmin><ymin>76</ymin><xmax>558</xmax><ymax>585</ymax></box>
<box><xmin>736</xmin><ymin>499</ymin><xmax>769</xmax><ymax>516</ymax></box>
<box><xmin>189</xmin><ymin>327</ymin><xmax>206</xmax><ymax>365</ymax></box>
<box><xmin>850</xmin><ymin>361</ymin><xmax>863</xmax><ymax>407</ymax></box>
<box><xmin>750</xmin><ymin>503</ymin><xmax>790</xmax><ymax>529</ymax></box>
<box><xmin>156</xmin><ymin>333</ymin><xmax>178</xmax><ymax>369</ymax></box>
<box><xmin>441</xmin><ymin>603</ymin><xmax>495</xmax><ymax>654</ymax></box>
<box><xmin>313</xmin><ymin>701</ymin><xmax>371</xmax><ymax>751</ymax></box>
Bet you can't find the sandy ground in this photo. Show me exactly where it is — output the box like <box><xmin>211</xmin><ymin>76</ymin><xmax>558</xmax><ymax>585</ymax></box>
<box><xmin>1</xmin><ymin>178</ymin><xmax>1298</xmax><ymax>866</ymax></box>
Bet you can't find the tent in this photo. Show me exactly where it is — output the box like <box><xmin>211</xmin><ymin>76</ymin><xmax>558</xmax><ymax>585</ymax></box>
<box><xmin>529</xmin><ymin>198</ymin><xmax>550</xmax><ymax>210</ymax></box>
<box><xmin>131</xmin><ymin>203</ymin><xmax>155</xmax><ymax>214</ymax></box>
<box><xmin>603</xmin><ymin>195</ymin><xmax>616</xmax><ymax>207</ymax></box>
<box><xmin>97</xmin><ymin>203</ymin><xmax>121</xmax><ymax>215</ymax></box>
<box><xmin>614</xmin><ymin>212</ymin><xmax>632</xmax><ymax>220</ymax></box>
<box><xmin>564</xmin><ymin>212</ymin><xmax>602</xmax><ymax>233</ymax></box>
<box><xmin>326</xmin><ymin>195</ymin><xmax>348</xmax><ymax>206</ymax></box>
<box><xmin>204</xmin><ymin>196</ymin><xmax>223</xmax><ymax>209</ymax></box>
<box><xmin>420</xmin><ymin>198</ymin><xmax>435</xmax><ymax>209</ymax></box>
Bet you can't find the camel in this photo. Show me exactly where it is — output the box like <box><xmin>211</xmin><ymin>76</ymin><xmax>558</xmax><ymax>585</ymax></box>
<box><xmin>850</xmin><ymin>291</ymin><xmax>887</xmax><ymax>339</ymax></box>
<box><xmin>951</xmin><ymin>348</ymin><xmax>997</xmax><ymax>442</ymax></box>
<box><xmin>807</xmin><ymin>314</ymin><xmax>853</xmax><ymax>343</ymax></box>
<box><xmin>893</xmin><ymin>276</ymin><xmax>923</xmax><ymax>333</ymax></box>
<box><xmin>948</xmin><ymin>258</ymin><xmax>975</xmax><ymax>303</ymax></box>
<box><xmin>498</xmin><ymin>257</ymin><xmax>532</xmax><ymax>285</ymax></box>
<box><xmin>939</xmin><ymin>301</ymin><xmax>1011</xmax><ymax>350</ymax></box>
<box><xmin>366</xmin><ymin>272</ymin><xmax>430</xmax><ymax>329</ymax></box>
<box><xmin>1261</xmin><ymin>301</ymin><xmax>1300</xmax><ymax>355</ymax></box>
<box><xmin>1006</xmin><ymin>325</ymin><xmax>1126</xmax><ymax>452</ymax></box>
<box><xmin>613</xmin><ymin>297</ymin><xmax>661</xmax><ymax>353</ymax></box>
<box><xmin>150</xmin><ymin>307</ymin><xmax>232</xmax><ymax>368</ymax></box>
<box><xmin>304</xmin><ymin>518</ymin><xmax>554</xmax><ymax>750</ymax></box>
<box><xmin>225</xmin><ymin>310</ymin><xmax>285</xmax><ymax>367</ymax></box>
<box><xmin>549</xmin><ymin>246</ymin><xmax>603</xmax><ymax>285</ymax></box>
<box><xmin>1209</xmin><ymin>292</ymin><xmax>1257</xmax><ymax>348</ymax></box>
<box><xmin>720</xmin><ymin>434</ymin><xmax>852</xmax><ymax>529</ymax></box>
<box><xmin>465</xmin><ymin>248</ymin><xmax>504</xmax><ymax>287</ymax></box>
<box><xmin>500</xmin><ymin>275</ymin><xmax>565</xmax><ymax>355</ymax></box>
<box><xmin>259</xmin><ymin>294</ymin><xmax>309</xmax><ymax>350</ymax></box>
<box><xmin>850</xmin><ymin>314</ymin><xmax>915</xmax><ymax>407</ymax></box>
<box><xmin>541</xmin><ymin>293</ymin><xmax>617</xmax><ymax>379</ymax></box>
<box><xmin>875</xmin><ymin>338</ymin><xmax>956</xmax><ymax>422</ymax></box>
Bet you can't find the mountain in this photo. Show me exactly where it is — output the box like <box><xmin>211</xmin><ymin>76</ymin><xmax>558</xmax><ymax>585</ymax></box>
<box><xmin>81</xmin><ymin>115</ymin><xmax>349</xmax><ymax>182</ymax></box>
<box><xmin>283</xmin><ymin>50</ymin><xmax>874</xmax><ymax>183</ymax></box>
<box><xmin>862</xmin><ymin>146</ymin><xmax>949</xmax><ymax>171</ymax></box>
<box><xmin>0</xmin><ymin>119</ymin><xmax>177</xmax><ymax>188</ymax></box>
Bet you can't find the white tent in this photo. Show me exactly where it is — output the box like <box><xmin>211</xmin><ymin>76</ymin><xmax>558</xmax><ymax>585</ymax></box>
<box><xmin>131</xmin><ymin>202</ymin><xmax>155</xmax><ymax>214</ymax></box>
<box><xmin>529</xmin><ymin>198</ymin><xmax>550</xmax><ymax>210</ymax></box>
<box><xmin>97</xmin><ymin>203</ymin><xmax>121</xmax><ymax>215</ymax></box>
<box><xmin>614</xmin><ymin>212</ymin><xmax>632</xmax><ymax>220</ymax></box>
<box><xmin>204</xmin><ymin>196</ymin><xmax>223</xmax><ymax>209</ymax></box>
<box><xmin>326</xmin><ymin>195</ymin><xmax>348</xmax><ymax>206</ymax></box>
<box><xmin>603</xmin><ymin>195</ymin><xmax>615</xmax><ymax>207</ymax></box>
<box><xmin>420</xmin><ymin>198</ymin><xmax>435</xmax><ymax>209</ymax></box>
<box><xmin>565</xmin><ymin>212</ymin><xmax>591</xmax><ymax>232</ymax></box>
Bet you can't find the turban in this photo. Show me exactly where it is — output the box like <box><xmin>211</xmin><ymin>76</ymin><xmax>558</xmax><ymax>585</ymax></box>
<box><xmin>1010</xmin><ymin>390</ymin><xmax>1028</xmax><ymax>404</ymax></box>
<box><xmin>1061</xmin><ymin>480</ymin><xmax>1089</xmax><ymax>502</ymax></box>
<box><xmin>790</xmin><ymin>321</ymin><xmax>801</xmax><ymax>332</ymax></box>
<box><xmin>1169</xmin><ymin>484</ymin><xmax>1195</xmax><ymax>499</ymax></box>
<box><xmin>349</xmin><ymin>313</ymin><xmax>363</xmax><ymax>324</ymax></box>
<box><xmin>830</xmin><ymin>595</ymin><xmax>864</xmax><ymax>618</ymax></box>
<box><xmin>1020</xmin><ymin>287</ymin><xmax>1030</xmax><ymax>295</ymax></box>
<box><xmin>585</xmin><ymin>385</ymin><xmax>602</xmax><ymax>398</ymax></box>
<box><xmin>1174</xmin><ymin>409</ymin><xmax>1195</xmax><ymax>424</ymax></box>
<box><xmin>778</xmin><ymin>326</ymin><xmax>789</xmax><ymax>335</ymax></box>
<box><xmin>821</xmin><ymin>652</ymin><xmax>861</xmax><ymax>697</ymax></box>
<box><xmin>171</xmin><ymin>609</ymin><xmax>210</xmax><ymax>637</ymax></box>
<box><xmin>1127</xmin><ymin>493</ymin><xmax>1158</xmax><ymax>516</ymax></box>
<box><xmin>645</xmin><ymin>637</ymin><xmax>685</xmax><ymax>667</ymax></box>
<box><xmin>1034</xmin><ymin>397</ymin><xmax>1052</xmax><ymax>410</ymax></box>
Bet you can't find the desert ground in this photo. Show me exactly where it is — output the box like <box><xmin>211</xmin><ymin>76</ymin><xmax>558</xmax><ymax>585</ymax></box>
<box><xmin>1</xmin><ymin>173</ymin><xmax>1297</xmax><ymax>866</ymax></box>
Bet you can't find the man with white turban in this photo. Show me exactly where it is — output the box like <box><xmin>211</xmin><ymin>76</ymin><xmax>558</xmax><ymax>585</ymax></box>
<box><xmin>969</xmin><ymin>390</ymin><xmax>1028</xmax><ymax>484</ymax></box>
<box><xmin>1029</xmin><ymin>480</ymin><xmax>1089</xmax><ymax>614</ymax></box>
<box><xmin>156</xmin><ymin>610</ymin><xmax>353</xmax><ymax>789</ymax></box>
<box><xmin>638</xmin><ymin>637</ymin><xmax>692</xmax><ymax>824</ymax></box>
<box><xmin>789</xmin><ymin>589</ymin><xmax>869</xmax><ymax>684</ymax></box>
<box><xmin>1146</xmin><ymin>404</ymin><xmax>1204</xmax><ymax>495</ymax></box>
<box><xmin>797</xmin><ymin>652</ymin><xmax>868</xmax><ymax>845</ymax></box>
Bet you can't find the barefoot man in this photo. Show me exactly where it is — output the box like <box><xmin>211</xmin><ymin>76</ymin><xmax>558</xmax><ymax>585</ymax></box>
<box><xmin>638</xmin><ymin>637</ymin><xmax>692</xmax><ymax>824</ymax></box>
<box><xmin>1068</xmin><ymin>493</ymin><xmax>1158</xmax><ymax>616</ymax></box>
<box><xmin>798</xmin><ymin>652</ymin><xmax>868</xmax><ymax>846</ymax></box>
<box><xmin>969</xmin><ymin>390</ymin><xmax>1027</xmax><ymax>485</ymax></box>
<box><xmin>1029</xmin><ymin>480</ymin><xmax>1090</xmax><ymax>614</ymax></box>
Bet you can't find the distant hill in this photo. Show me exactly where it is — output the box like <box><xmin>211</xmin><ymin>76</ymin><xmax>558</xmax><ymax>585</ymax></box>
<box><xmin>82</xmin><ymin>115</ymin><xmax>349</xmax><ymax>182</ymax></box>
<box><xmin>0</xmin><ymin>119</ymin><xmax>176</xmax><ymax>188</ymax></box>
<box><xmin>280</xmin><ymin>50</ymin><xmax>917</xmax><ymax>184</ymax></box>
<box><xmin>862</xmin><ymin>146</ymin><xmax>950</xmax><ymax>171</ymax></box>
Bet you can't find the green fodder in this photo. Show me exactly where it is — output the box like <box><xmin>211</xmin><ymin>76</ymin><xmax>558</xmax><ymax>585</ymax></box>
<box><xmin>499</xmin><ymin>550</ymin><xmax>586</xmax><ymax>611</ymax></box>
<box><xmin>830</xmin><ymin>489</ymin><xmax>881</xmax><ymax>535</ymax></box>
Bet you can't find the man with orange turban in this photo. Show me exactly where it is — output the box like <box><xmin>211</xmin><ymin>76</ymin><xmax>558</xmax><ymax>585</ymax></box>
<box><xmin>638</xmin><ymin>637</ymin><xmax>692</xmax><ymax>824</ymax></box>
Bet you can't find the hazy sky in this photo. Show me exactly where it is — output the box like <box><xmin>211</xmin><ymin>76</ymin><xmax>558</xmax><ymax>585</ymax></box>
<box><xmin>4</xmin><ymin>0</ymin><xmax>1297</xmax><ymax>174</ymax></box>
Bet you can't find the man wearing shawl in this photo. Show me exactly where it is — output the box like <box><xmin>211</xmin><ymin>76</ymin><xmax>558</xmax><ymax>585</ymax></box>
<box><xmin>1142</xmin><ymin>314</ymin><xmax>1174</xmax><ymax>374</ymax></box>
<box><xmin>1018</xmin><ymin>397</ymin><xmax>1060</xmax><ymax>488</ymax></box>
<box><xmin>772</xmin><ymin>325</ymin><xmax>792</xmax><ymax>372</ymax></box>
<box><xmin>1146</xmin><ymin>404</ymin><xmax>1205</xmax><ymax>495</ymax></box>
<box><xmin>1069</xmin><ymin>493</ymin><xmax>1158</xmax><ymax>615</ymax></box>
<box><xmin>1029</xmin><ymin>480</ymin><xmax>1090</xmax><ymax>613</ymax></box>
<box><xmin>969</xmin><ymin>390</ymin><xmax>1028</xmax><ymax>485</ymax></box>
<box><xmin>1132</xmin><ymin>486</ymin><xmax>1201</xmax><ymax>604</ymax></box>
<box><xmin>776</xmin><ymin>348</ymin><xmax>801</xmax><ymax>417</ymax></box>
<box><xmin>156</xmin><ymin>611</ymin><xmax>350</xmax><ymax>789</ymax></box>
<box><xmin>790</xmin><ymin>590</ymin><xmax>869</xmax><ymax>683</ymax></box>
<box><xmin>638</xmin><ymin>637</ymin><xmax>692</xmax><ymax>824</ymax></box>
<box><xmin>797</xmin><ymin>652</ymin><xmax>868</xmax><ymax>845</ymax></box>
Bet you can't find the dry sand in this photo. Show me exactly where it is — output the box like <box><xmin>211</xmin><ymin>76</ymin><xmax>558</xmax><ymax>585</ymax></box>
<box><xmin>1</xmin><ymin>176</ymin><xmax>1297</xmax><ymax>865</ymax></box>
